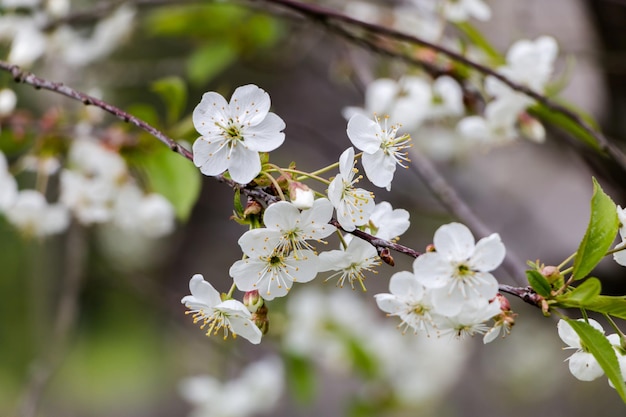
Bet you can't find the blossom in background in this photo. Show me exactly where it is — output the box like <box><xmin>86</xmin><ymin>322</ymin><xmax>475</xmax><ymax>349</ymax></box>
<box><xmin>244</xmin><ymin>198</ymin><xmax>335</xmax><ymax>257</ymax></box>
<box><xmin>181</xmin><ymin>274</ymin><xmax>262</xmax><ymax>344</ymax></box>
<box><xmin>441</xmin><ymin>0</ymin><xmax>491</xmax><ymax>22</ymax></box>
<box><xmin>375</xmin><ymin>270</ymin><xmax>435</xmax><ymax>334</ymax></box>
<box><xmin>613</xmin><ymin>206</ymin><xmax>626</xmax><ymax>266</ymax></box>
<box><xmin>318</xmin><ymin>237</ymin><xmax>380</xmax><ymax>290</ymax></box>
<box><xmin>113</xmin><ymin>184</ymin><xmax>176</xmax><ymax>238</ymax></box>
<box><xmin>230</xmin><ymin>230</ymin><xmax>318</xmax><ymax>300</ymax></box>
<box><xmin>0</xmin><ymin>151</ymin><xmax>17</xmax><ymax>210</ymax></box>
<box><xmin>327</xmin><ymin>147</ymin><xmax>375</xmax><ymax>231</ymax></box>
<box><xmin>192</xmin><ymin>84</ymin><xmax>285</xmax><ymax>184</ymax></box>
<box><xmin>347</xmin><ymin>113</ymin><xmax>411</xmax><ymax>190</ymax></box>
<box><xmin>4</xmin><ymin>190</ymin><xmax>69</xmax><ymax>238</ymax></box>
<box><xmin>557</xmin><ymin>319</ymin><xmax>605</xmax><ymax>381</ymax></box>
<box><xmin>413</xmin><ymin>222</ymin><xmax>505</xmax><ymax>316</ymax></box>
<box><xmin>179</xmin><ymin>356</ymin><xmax>283</xmax><ymax>417</ymax></box>
<box><xmin>344</xmin><ymin>76</ymin><xmax>431</xmax><ymax>132</ymax></box>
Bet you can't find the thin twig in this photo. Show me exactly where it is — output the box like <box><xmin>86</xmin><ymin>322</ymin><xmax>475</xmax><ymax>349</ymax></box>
<box><xmin>257</xmin><ymin>0</ymin><xmax>626</xmax><ymax>170</ymax></box>
<box><xmin>0</xmin><ymin>61</ymin><xmax>193</xmax><ymax>161</ymax></box>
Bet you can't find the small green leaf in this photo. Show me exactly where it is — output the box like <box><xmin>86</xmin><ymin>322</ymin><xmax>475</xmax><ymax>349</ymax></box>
<box><xmin>345</xmin><ymin>337</ymin><xmax>378</xmax><ymax>379</ymax></box>
<box><xmin>138</xmin><ymin>147</ymin><xmax>201</xmax><ymax>221</ymax></box>
<box><xmin>566</xmin><ymin>277</ymin><xmax>602</xmax><ymax>303</ymax></box>
<box><xmin>572</xmin><ymin>178</ymin><xmax>619</xmax><ymax>280</ymax></box>
<box><xmin>284</xmin><ymin>353</ymin><xmax>316</xmax><ymax>405</ymax></box>
<box><xmin>566</xmin><ymin>319</ymin><xmax>626</xmax><ymax>403</ymax></box>
<box><xmin>151</xmin><ymin>76</ymin><xmax>187</xmax><ymax>125</ymax></box>
<box><xmin>454</xmin><ymin>22</ymin><xmax>504</xmax><ymax>65</ymax></box>
<box><xmin>186</xmin><ymin>43</ymin><xmax>237</xmax><ymax>86</ymax></box>
<box><xmin>526</xmin><ymin>270</ymin><xmax>551</xmax><ymax>297</ymax></box>
<box><xmin>529</xmin><ymin>104</ymin><xmax>601</xmax><ymax>151</ymax></box>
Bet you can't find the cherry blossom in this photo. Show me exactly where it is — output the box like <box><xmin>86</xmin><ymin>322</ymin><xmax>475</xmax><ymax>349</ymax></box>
<box><xmin>4</xmin><ymin>190</ymin><xmax>69</xmax><ymax>238</ymax></box>
<box><xmin>441</xmin><ymin>0</ymin><xmax>491</xmax><ymax>22</ymax></box>
<box><xmin>347</xmin><ymin>114</ymin><xmax>411</xmax><ymax>190</ymax></box>
<box><xmin>375</xmin><ymin>270</ymin><xmax>435</xmax><ymax>334</ymax></box>
<box><xmin>181</xmin><ymin>274</ymin><xmax>262</xmax><ymax>344</ymax></box>
<box><xmin>413</xmin><ymin>222</ymin><xmax>505</xmax><ymax>316</ymax></box>
<box><xmin>230</xmin><ymin>231</ymin><xmax>318</xmax><ymax>300</ymax></box>
<box><xmin>243</xmin><ymin>198</ymin><xmax>335</xmax><ymax>257</ymax></box>
<box><xmin>318</xmin><ymin>237</ymin><xmax>379</xmax><ymax>290</ymax></box>
<box><xmin>327</xmin><ymin>147</ymin><xmax>375</xmax><ymax>231</ymax></box>
<box><xmin>192</xmin><ymin>84</ymin><xmax>285</xmax><ymax>184</ymax></box>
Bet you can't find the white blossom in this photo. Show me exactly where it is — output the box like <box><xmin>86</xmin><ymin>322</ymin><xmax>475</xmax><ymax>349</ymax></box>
<box><xmin>366</xmin><ymin>201</ymin><xmax>410</xmax><ymax>241</ymax></box>
<box><xmin>0</xmin><ymin>151</ymin><xmax>17</xmax><ymax>210</ymax></box>
<box><xmin>412</xmin><ymin>222</ymin><xmax>505</xmax><ymax>316</ymax></box>
<box><xmin>230</xmin><ymin>230</ymin><xmax>318</xmax><ymax>300</ymax></box>
<box><xmin>347</xmin><ymin>113</ymin><xmax>411</xmax><ymax>190</ymax></box>
<box><xmin>327</xmin><ymin>147</ymin><xmax>375</xmax><ymax>231</ymax></box>
<box><xmin>432</xmin><ymin>297</ymin><xmax>502</xmax><ymax>339</ymax></box>
<box><xmin>179</xmin><ymin>357</ymin><xmax>284</xmax><ymax>417</ymax></box>
<box><xmin>4</xmin><ymin>190</ymin><xmax>69</xmax><ymax>237</ymax></box>
<box><xmin>192</xmin><ymin>84</ymin><xmax>285</xmax><ymax>184</ymax></box>
<box><xmin>557</xmin><ymin>319</ymin><xmax>605</xmax><ymax>381</ymax></box>
<box><xmin>246</xmin><ymin>198</ymin><xmax>335</xmax><ymax>257</ymax></box>
<box><xmin>181</xmin><ymin>274</ymin><xmax>262</xmax><ymax>344</ymax></box>
<box><xmin>0</xmin><ymin>88</ymin><xmax>17</xmax><ymax>116</ymax></box>
<box><xmin>375</xmin><ymin>270</ymin><xmax>436</xmax><ymax>334</ymax></box>
<box><xmin>318</xmin><ymin>237</ymin><xmax>379</xmax><ymax>290</ymax></box>
<box><xmin>343</xmin><ymin>76</ymin><xmax>432</xmax><ymax>132</ymax></box>
<box><xmin>442</xmin><ymin>0</ymin><xmax>491</xmax><ymax>22</ymax></box>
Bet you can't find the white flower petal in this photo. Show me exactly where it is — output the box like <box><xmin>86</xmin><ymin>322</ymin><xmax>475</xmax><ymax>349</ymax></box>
<box><xmin>347</xmin><ymin>114</ymin><xmax>383</xmax><ymax>154</ymax></box>
<box><xmin>433</xmin><ymin>222</ymin><xmax>475</xmax><ymax>262</ymax></box>
<box><xmin>470</xmin><ymin>233</ymin><xmax>506</xmax><ymax>271</ymax></box>
<box><xmin>229</xmin><ymin>84</ymin><xmax>271</xmax><ymax>126</ymax></box>
<box><xmin>227</xmin><ymin>147</ymin><xmax>261</xmax><ymax>184</ymax></box>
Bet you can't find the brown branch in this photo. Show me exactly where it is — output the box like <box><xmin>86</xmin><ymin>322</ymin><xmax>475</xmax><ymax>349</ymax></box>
<box><xmin>0</xmin><ymin>61</ymin><xmax>193</xmax><ymax>161</ymax></box>
<box><xmin>256</xmin><ymin>0</ymin><xmax>626</xmax><ymax>170</ymax></box>
<box><xmin>498</xmin><ymin>284</ymin><xmax>544</xmax><ymax>309</ymax></box>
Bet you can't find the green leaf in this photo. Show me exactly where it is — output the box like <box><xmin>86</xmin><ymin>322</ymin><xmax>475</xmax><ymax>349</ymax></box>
<box><xmin>572</xmin><ymin>178</ymin><xmax>619</xmax><ymax>280</ymax></box>
<box><xmin>566</xmin><ymin>277</ymin><xmax>602</xmax><ymax>303</ymax></box>
<box><xmin>454</xmin><ymin>22</ymin><xmax>504</xmax><ymax>65</ymax></box>
<box><xmin>151</xmin><ymin>76</ymin><xmax>187</xmax><ymax>125</ymax></box>
<box><xmin>186</xmin><ymin>43</ymin><xmax>238</xmax><ymax>86</ymax></box>
<box><xmin>526</xmin><ymin>270</ymin><xmax>551</xmax><ymax>297</ymax></box>
<box><xmin>529</xmin><ymin>103</ymin><xmax>601</xmax><ymax>151</ymax></box>
<box><xmin>557</xmin><ymin>295</ymin><xmax>626</xmax><ymax>321</ymax></box>
<box><xmin>138</xmin><ymin>146</ymin><xmax>201</xmax><ymax>221</ymax></box>
<box><xmin>284</xmin><ymin>353</ymin><xmax>316</xmax><ymax>405</ymax></box>
<box><xmin>345</xmin><ymin>337</ymin><xmax>378</xmax><ymax>379</ymax></box>
<box><xmin>566</xmin><ymin>319</ymin><xmax>626</xmax><ymax>403</ymax></box>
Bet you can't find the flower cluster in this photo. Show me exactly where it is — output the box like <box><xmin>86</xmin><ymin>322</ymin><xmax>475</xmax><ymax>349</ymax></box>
<box><xmin>375</xmin><ymin>222</ymin><xmax>508</xmax><ymax>341</ymax></box>
<box><xmin>0</xmin><ymin>1</ymin><xmax>136</xmax><ymax>68</ymax></box>
<box><xmin>0</xmin><ymin>129</ymin><xmax>176</xmax><ymax>239</ymax></box>
<box><xmin>179</xmin><ymin>356</ymin><xmax>284</xmax><ymax>417</ymax></box>
<box><xmin>185</xmin><ymin>83</ymin><xmax>516</xmax><ymax>346</ymax></box>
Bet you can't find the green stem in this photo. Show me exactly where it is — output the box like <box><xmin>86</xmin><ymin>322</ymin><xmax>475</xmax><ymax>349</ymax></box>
<box><xmin>305</xmin><ymin>151</ymin><xmax>363</xmax><ymax>179</ymax></box>
<box><xmin>226</xmin><ymin>282</ymin><xmax>237</xmax><ymax>299</ymax></box>
<box><xmin>605</xmin><ymin>245</ymin><xmax>626</xmax><ymax>257</ymax></box>
<box><xmin>261</xmin><ymin>171</ymin><xmax>285</xmax><ymax>201</ymax></box>
<box><xmin>269</xmin><ymin>167</ymin><xmax>331</xmax><ymax>185</ymax></box>
<box><xmin>558</xmin><ymin>252</ymin><xmax>577</xmax><ymax>270</ymax></box>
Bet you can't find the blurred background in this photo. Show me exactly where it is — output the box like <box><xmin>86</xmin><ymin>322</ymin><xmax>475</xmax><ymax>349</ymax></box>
<box><xmin>1</xmin><ymin>0</ymin><xmax>626</xmax><ymax>416</ymax></box>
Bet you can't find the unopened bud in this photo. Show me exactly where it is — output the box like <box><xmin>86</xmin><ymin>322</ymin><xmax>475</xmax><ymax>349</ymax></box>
<box><xmin>243</xmin><ymin>200</ymin><xmax>263</xmax><ymax>217</ymax></box>
<box><xmin>252</xmin><ymin>304</ymin><xmax>269</xmax><ymax>335</ymax></box>
<box><xmin>495</xmin><ymin>293</ymin><xmax>511</xmax><ymax>312</ymax></box>
<box><xmin>243</xmin><ymin>290</ymin><xmax>264</xmax><ymax>313</ymax></box>
<box><xmin>379</xmin><ymin>247</ymin><xmax>395</xmax><ymax>266</ymax></box>
<box><xmin>518</xmin><ymin>112</ymin><xmax>546</xmax><ymax>143</ymax></box>
<box><xmin>425</xmin><ymin>243</ymin><xmax>436</xmax><ymax>253</ymax></box>
<box><xmin>289</xmin><ymin>182</ymin><xmax>315</xmax><ymax>209</ymax></box>
<box><xmin>541</xmin><ymin>265</ymin><xmax>563</xmax><ymax>285</ymax></box>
